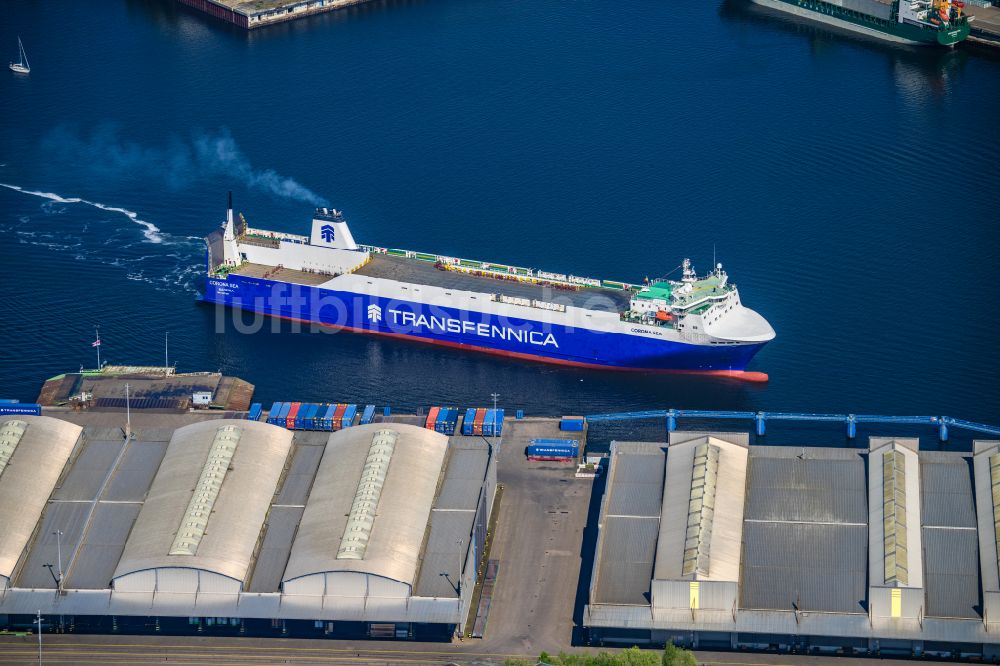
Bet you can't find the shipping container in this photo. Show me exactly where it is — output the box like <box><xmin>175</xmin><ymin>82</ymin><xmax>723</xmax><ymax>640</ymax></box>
<box><xmin>0</xmin><ymin>403</ymin><xmax>41</xmax><ymax>417</ymax></box>
<box><xmin>0</xmin><ymin>399</ymin><xmax>20</xmax><ymax>404</ymax></box>
<box><xmin>307</xmin><ymin>404</ymin><xmax>323</xmax><ymax>429</ymax></box>
<box><xmin>332</xmin><ymin>403</ymin><xmax>347</xmax><ymax>430</ymax></box>
<box><xmin>560</xmin><ymin>416</ymin><xmax>585</xmax><ymax>432</ymax></box>
<box><xmin>294</xmin><ymin>404</ymin><xmax>310</xmax><ymax>429</ymax></box>
<box><xmin>285</xmin><ymin>403</ymin><xmax>301</xmax><ymax>429</ymax></box>
<box><xmin>425</xmin><ymin>406</ymin><xmax>441</xmax><ymax>430</ymax></box>
<box><xmin>434</xmin><ymin>407</ymin><xmax>450</xmax><ymax>433</ymax></box>
<box><xmin>473</xmin><ymin>408</ymin><xmax>486</xmax><ymax>436</ymax></box>
<box><xmin>320</xmin><ymin>405</ymin><xmax>337</xmax><ymax>432</ymax></box>
<box><xmin>293</xmin><ymin>404</ymin><xmax>308</xmax><ymax>429</ymax></box>
<box><xmin>526</xmin><ymin>442</ymin><xmax>579</xmax><ymax>460</ymax></box>
<box><xmin>361</xmin><ymin>404</ymin><xmax>376</xmax><ymax>425</ymax></box>
<box><xmin>267</xmin><ymin>402</ymin><xmax>284</xmax><ymax>425</ymax></box>
<box><xmin>461</xmin><ymin>408</ymin><xmax>476</xmax><ymax>436</ymax></box>
<box><xmin>531</xmin><ymin>438</ymin><xmax>581</xmax><ymax>448</ymax></box>
<box><xmin>445</xmin><ymin>408</ymin><xmax>460</xmax><ymax>435</ymax></box>
<box><xmin>277</xmin><ymin>402</ymin><xmax>292</xmax><ymax>425</ymax></box>
<box><xmin>383</xmin><ymin>405</ymin><xmax>391</xmax><ymax>417</ymax></box>
<box><xmin>342</xmin><ymin>404</ymin><xmax>358</xmax><ymax>428</ymax></box>
<box><xmin>482</xmin><ymin>409</ymin><xmax>505</xmax><ymax>437</ymax></box>
<box><xmin>247</xmin><ymin>403</ymin><xmax>263</xmax><ymax>422</ymax></box>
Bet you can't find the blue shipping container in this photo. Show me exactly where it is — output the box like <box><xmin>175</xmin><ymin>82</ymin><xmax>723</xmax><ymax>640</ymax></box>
<box><xmin>527</xmin><ymin>444</ymin><xmax>578</xmax><ymax>458</ymax></box>
<box><xmin>560</xmin><ymin>417</ymin><xmax>585</xmax><ymax>432</ymax></box>
<box><xmin>462</xmin><ymin>408</ymin><xmax>476</xmax><ymax>436</ymax></box>
<box><xmin>267</xmin><ymin>402</ymin><xmax>284</xmax><ymax>425</ymax></box>
<box><xmin>310</xmin><ymin>404</ymin><xmax>325</xmax><ymax>429</ymax></box>
<box><xmin>248</xmin><ymin>403</ymin><xmax>263</xmax><ymax>421</ymax></box>
<box><xmin>445</xmin><ymin>408</ymin><xmax>459</xmax><ymax>435</ymax></box>
<box><xmin>0</xmin><ymin>399</ymin><xmax>20</xmax><ymax>404</ymax></box>
<box><xmin>434</xmin><ymin>407</ymin><xmax>449</xmax><ymax>433</ymax></box>
<box><xmin>278</xmin><ymin>403</ymin><xmax>293</xmax><ymax>422</ymax></box>
<box><xmin>383</xmin><ymin>405</ymin><xmax>391</xmax><ymax>417</ymax></box>
<box><xmin>0</xmin><ymin>403</ymin><xmax>41</xmax><ymax>416</ymax></box>
<box><xmin>361</xmin><ymin>404</ymin><xmax>376</xmax><ymax>425</ymax></box>
<box><xmin>319</xmin><ymin>404</ymin><xmax>335</xmax><ymax>431</ymax></box>
<box><xmin>342</xmin><ymin>404</ymin><xmax>358</xmax><ymax>428</ymax></box>
<box><xmin>483</xmin><ymin>409</ymin><xmax>505</xmax><ymax>437</ymax></box>
<box><xmin>531</xmin><ymin>438</ymin><xmax>580</xmax><ymax>447</ymax></box>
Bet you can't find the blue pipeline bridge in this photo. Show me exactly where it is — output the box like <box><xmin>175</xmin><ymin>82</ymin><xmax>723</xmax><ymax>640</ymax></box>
<box><xmin>582</xmin><ymin>409</ymin><xmax>1000</xmax><ymax>442</ymax></box>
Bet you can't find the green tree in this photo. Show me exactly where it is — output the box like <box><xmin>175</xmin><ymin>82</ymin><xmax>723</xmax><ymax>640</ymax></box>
<box><xmin>662</xmin><ymin>641</ymin><xmax>696</xmax><ymax>666</ymax></box>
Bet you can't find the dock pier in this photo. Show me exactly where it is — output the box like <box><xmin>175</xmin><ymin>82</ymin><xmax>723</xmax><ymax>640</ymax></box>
<box><xmin>177</xmin><ymin>0</ymin><xmax>376</xmax><ymax>30</ymax></box>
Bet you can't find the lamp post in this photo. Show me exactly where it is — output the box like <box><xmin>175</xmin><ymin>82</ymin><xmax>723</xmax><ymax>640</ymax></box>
<box><xmin>490</xmin><ymin>392</ymin><xmax>499</xmax><ymax>456</ymax></box>
<box><xmin>456</xmin><ymin>539</ymin><xmax>464</xmax><ymax>597</ymax></box>
<box><xmin>124</xmin><ymin>383</ymin><xmax>131</xmax><ymax>441</ymax></box>
<box><xmin>36</xmin><ymin>610</ymin><xmax>42</xmax><ymax>665</ymax></box>
<box><xmin>53</xmin><ymin>531</ymin><xmax>63</xmax><ymax>592</ymax></box>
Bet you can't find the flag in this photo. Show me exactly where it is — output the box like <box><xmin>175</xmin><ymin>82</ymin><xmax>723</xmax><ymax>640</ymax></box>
<box><xmin>92</xmin><ymin>339</ymin><xmax>101</xmax><ymax>347</ymax></box>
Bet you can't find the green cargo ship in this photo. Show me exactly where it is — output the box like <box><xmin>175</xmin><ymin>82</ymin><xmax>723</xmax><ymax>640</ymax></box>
<box><xmin>751</xmin><ymin>0</ymin><xmax>971</xmax><ymax>46</ymax></box>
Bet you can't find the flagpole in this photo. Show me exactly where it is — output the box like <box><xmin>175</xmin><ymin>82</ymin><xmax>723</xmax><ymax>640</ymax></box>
<box><xmin>95</xmin><ymin>326</ymin><xmax>101</xmax><ymax>370</ymax></box>
<box><xmin>165</xmin><ymin>331</ymin><xmax>169</xmax><ymax>372</ymax></box>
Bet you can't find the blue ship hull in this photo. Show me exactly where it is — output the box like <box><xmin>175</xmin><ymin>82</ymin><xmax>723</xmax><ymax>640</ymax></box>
<box><xmin>201</xmin><ymin>274</ymin><xmax>767</xmax><ymax>374</ymax></box>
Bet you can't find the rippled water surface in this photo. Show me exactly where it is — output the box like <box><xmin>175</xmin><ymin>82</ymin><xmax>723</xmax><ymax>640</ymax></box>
<box><xmin>1</xmin><ymin>0</ymin><xmax>998</xmax><ymax>421</ymax></box>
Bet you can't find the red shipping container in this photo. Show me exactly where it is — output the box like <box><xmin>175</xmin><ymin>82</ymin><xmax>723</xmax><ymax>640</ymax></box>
<box><xmin>286</xmin><ymin>402</ymin><xmax>301</xmax><ymax>430</ymax></box>
<box><xmin>332</xmin><ymin>403</ymin><xmax>347</xmax><ymax>430</ymax></box>
<box><xmin>473</xmin><ymin>408</ymin><xmax>487</xmax><ymax>436</ymax></box>
<box><xmin>425</xmin><ymin>406</ymin><xmax>441</xmax><ymax>430</ymax></box>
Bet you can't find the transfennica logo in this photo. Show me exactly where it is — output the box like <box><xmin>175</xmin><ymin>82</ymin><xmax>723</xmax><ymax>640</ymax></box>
<box><xmin>320</xmin><ymin>224</ymin><xmax>335</xmax><ymax>243</ymax></box>
<box><xmin>367</xmin><ymin>303</ymin><xmax>382</xmax><ymax>323</ymax></box>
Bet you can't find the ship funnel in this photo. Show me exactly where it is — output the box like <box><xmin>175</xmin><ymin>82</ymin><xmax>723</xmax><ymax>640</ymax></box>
<box><xmin>310</xmin><ymin>206</ymin><xmax>358</xmax><ymax>251</ymax></box>
<box><xmin>227</xmin><ymin>191</ymin><xmax>234</xmax><ymax>227</ymax></box>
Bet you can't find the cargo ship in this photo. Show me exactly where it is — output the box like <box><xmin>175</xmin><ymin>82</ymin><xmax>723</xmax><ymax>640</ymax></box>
<box><xmin>751</xmin><ymin>0</ymin><xmax>971</xmax><ymax>46</ymax></box>
<box><xmin>202</xmin><ymin>197</ymin><xmax>776</xmax><ymax>380</ymax></box>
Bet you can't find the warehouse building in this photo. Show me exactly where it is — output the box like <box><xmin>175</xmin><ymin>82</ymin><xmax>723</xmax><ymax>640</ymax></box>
<box><xmin>0</xmin><ymin>416</ymin><xmax>496</xmax><ymax>640</ymax></box>
<box><xmin>585</xmin><ymin>431</ymin><xmax>999</xmax><ymax>659</ymax></box>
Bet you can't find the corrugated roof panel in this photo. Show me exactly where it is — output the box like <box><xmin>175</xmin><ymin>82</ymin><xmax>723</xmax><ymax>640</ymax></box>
<box><xmin>103</xmin><ymin>441</ymin><xmax>169</xmax><ymax>502</ymax></box>
<box><xmin>274</xmin><ymin>444</ymin><xmax>324</xmax><ymax>506</ymax></box>
<box><xmin>51</xmin><ymin>439</ymin><xmax>123</xmax><ymax>502</ymax></box>
<box><xmin>14</xmin><ymin>501</ymin><xmax>93</xmax><ymax>589</ymax></box>
<box><xmin>64</xmin><ymin>502</ymin><xmax>142</xmax><ymax>589</ymax></box>
<box><xmin>414</xmin><ymin>510</ymin><xmax>477</xmax><ymax>598</ymax></box>
<box><xmin>741</xmin><ymin>522</ymin><xmax>867</xmax><ymax>613</ymax></box>
<box><xmin>594</xmin><ymin>516</ymin><xmax>659</xmax><ymax>605</ymax></box>
<box><xmin>246</xmin><ymin>505</ymin><xmax>304</xmax><ymax>593</ymax></box>
<box><xmin>745</xmin><ymin>455</ymin><xmax>867</xmax><ymax>524</ymax></box>
<box><xmin>923</xmin><ymin>527</ymin><xmax>979</xmax><ymax>619</ymax></box>
<box><xmin>435</xmin><ymin>448</ymin><xmax>488</xmax><ymax>511</ymax></box>
<box><xmin>606</xmin><ymin>451</ymin><xmax>664</xmax><ymax>518</ymax></box>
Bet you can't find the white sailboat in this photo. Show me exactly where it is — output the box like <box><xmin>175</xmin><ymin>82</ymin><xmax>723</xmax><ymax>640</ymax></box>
<box><xmin>9</xmin><ymin>36</ymin><xmax>29</xmax><ymax>74</ymax></box>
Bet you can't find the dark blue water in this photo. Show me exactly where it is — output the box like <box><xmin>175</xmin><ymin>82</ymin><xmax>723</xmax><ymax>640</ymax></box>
<box><xmin>2</xmin><ymin>0</ymin><xmax>999</xmax><ymax>420</ymax></box>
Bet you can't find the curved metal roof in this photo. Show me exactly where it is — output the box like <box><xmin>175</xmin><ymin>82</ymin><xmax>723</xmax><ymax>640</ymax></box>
<box><xmin>0</xmin><ymin>416</ymin><xmax>82</xmax><ymax>580</ymax></box>
<box><xmin>283</xmin><ymin>423</ymin><xmax>449</xmax><ymax>590</ymax></box>
<box><xmin>112</xmin><ymin>419</ymin><xmax>293</xmax><ymax>587</ymax></box>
